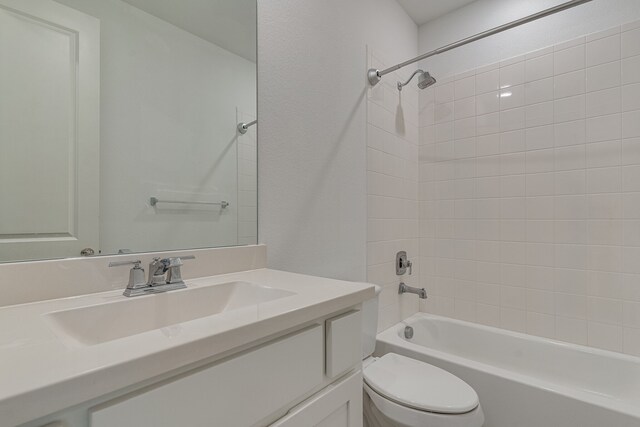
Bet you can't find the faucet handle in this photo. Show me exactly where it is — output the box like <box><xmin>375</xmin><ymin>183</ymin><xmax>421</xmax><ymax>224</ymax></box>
<box><xmin>109</xmin><ymin>260</ymin><xmax>146</xmax><ymax>289</ymax></box>
<box><xmin>166</xmin><ymin>255</ymin><xmax>194</xmax><ymax>268</ymax></box>
<box><xmin>108</xmin><ymin>259</ymin><xmax>142</xmax><ymax>268</ymax></box>
<box><xmin>166</xmin><ymin>256</ymin><xmax>195</xmax><ymax>285</ymax></box>
<box><xmin>396</xmin><ymin>251</ymin><xmax>413</xmax><ymax>275</ymax></box>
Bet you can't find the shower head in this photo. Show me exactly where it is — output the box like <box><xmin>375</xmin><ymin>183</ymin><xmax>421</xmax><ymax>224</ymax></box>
<box><xmin>397</xmin><ymin>70</ymin><xmax>437</xmax><ymax>91</ymax></box>
<box><xmin>417</xmin><ymin>71</ymin><xmax>437</xmax><ymax>89</ymax></box>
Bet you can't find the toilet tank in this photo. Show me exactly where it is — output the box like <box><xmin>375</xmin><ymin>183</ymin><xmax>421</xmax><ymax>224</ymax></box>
<box><xmin>361</xmin><ymin>284</ymin><xmax>382</xmax><ymax>359</ymax></box>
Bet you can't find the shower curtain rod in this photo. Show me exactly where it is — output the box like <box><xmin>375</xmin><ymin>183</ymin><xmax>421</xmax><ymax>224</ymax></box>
<box><xmin>368</xmin><ymin>0</ymin><xmax>593</xmax><ymax>86</ymax></box>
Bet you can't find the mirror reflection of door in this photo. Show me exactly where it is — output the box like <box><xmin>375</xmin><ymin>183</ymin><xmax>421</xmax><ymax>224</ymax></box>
<box><xmin>0</xmin><ymin>0</ymin><xmax>100</xmax><ymax>262</ymax></box>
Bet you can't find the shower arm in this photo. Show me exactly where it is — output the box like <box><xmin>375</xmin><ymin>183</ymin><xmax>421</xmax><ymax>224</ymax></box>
<box><xmin>368</xmin><ymin>0</ymin><xmax>593</xmax><ymax>86</ymax></box>
<box><xmin>397</xmin><ymin>69</ymin><xmax>424</xmax><ymax>91</ymax></box>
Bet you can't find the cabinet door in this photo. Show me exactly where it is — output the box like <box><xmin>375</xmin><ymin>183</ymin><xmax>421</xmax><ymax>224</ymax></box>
<box><xmin>269</xmin><ymin>370</ymin><xmax>363</xmax><ymax>427</ymax></box>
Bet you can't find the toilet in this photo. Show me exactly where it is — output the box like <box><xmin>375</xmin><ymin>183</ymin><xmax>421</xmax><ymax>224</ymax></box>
<box><xmin>361</xmin><ymin>286</ymin><xmax>484</xmax><ymax>427</ymax></box>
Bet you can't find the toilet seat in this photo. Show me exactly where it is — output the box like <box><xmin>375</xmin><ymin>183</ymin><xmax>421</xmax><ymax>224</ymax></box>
<box><xmin>363</xmin><ymin>353</ymin><xmax>479</xmax><ymax>414</ymax></box>
<box><xmin>363</xmin><ymin>382</ymin><xmax>484</xmax><ymax>427</ymax></box>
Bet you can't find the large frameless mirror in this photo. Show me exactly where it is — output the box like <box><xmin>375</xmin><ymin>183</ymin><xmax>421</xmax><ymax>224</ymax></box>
<box><xmin>0</xmin><ymin>0</ymin><xmax>257</xmax><ymax>263</ymax></box>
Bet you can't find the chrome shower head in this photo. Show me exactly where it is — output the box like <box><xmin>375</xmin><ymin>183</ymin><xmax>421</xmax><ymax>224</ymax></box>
<box><xmin>397</xmin><ymin>70</ymin><xmax>437</xmax><ymax>91</ymax></box>
<box><xmin>417</xmin><ymin>71</ymin><xmax>437</xmax><ymax>89</ymax></box>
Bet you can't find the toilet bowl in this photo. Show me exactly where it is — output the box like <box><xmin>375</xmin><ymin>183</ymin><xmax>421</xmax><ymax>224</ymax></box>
<box><xmin>360</xmin><ymin>285</ymin><xmax>484</xmax><ymax>427</ymax></box>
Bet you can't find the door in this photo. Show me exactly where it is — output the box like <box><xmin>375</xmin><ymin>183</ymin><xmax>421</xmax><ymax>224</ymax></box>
<box><xmin>269</xmin><ymin>370</ymin><xmax>363</xmax><ymax>427</ymax></box>
<box><xmin>0</xmin><ymin>0</ymin><xmax>100</xmax><ymax>261</ymax></box>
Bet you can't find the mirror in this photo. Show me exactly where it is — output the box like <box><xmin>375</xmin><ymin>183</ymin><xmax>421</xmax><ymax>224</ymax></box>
<box><xmin>0</xmin><ymin>0</ymin><xmax>257</xmax><ymax>263</ymax></box>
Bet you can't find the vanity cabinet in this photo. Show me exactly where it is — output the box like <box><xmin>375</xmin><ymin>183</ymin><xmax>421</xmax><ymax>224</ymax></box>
<box><xmin>24</xmin><ymin>309</ymin><xmax>364</xmax><ymax>427</ymax></box>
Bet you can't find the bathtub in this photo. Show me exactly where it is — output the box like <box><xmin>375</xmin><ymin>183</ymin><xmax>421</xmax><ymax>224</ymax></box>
<box><xmin>375</xmin><ymin>313</ymin><xmax>640</xmax><ymax>427</ymax></box>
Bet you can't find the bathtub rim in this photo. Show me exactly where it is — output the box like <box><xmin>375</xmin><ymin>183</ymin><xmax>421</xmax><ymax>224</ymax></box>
<box><xmin>376</xmin><ymin>312</ymin><xmax>640</xmax><ymax>420</ymax></box>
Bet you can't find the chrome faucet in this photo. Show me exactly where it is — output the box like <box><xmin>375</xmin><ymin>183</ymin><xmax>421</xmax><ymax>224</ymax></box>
<box><xmin>399</xmin><ymin>282</ymin><xmax>427</xmax><ymax>299</ymax></box>
<box><xmin>109</xmin><ymin>256</ymin><xmax>195</xmax><ymax>297</ymax></box>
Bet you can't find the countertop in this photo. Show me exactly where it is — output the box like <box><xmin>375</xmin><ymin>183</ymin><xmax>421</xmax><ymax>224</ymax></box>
<box><xmin>0</xmin><ymin>269</ymin><xmax>374</xmax><ymax>426</ymax></box>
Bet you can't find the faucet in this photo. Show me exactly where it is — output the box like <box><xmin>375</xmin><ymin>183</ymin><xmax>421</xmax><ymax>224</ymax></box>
<box><xmin>399</xmin><ymin>282</ymin><xmax>427</xmax><ymax>299</ymax></box>
<box><xmin>109</xmin><ymin>256</ymin><xmax>195</xmax><ymax>297</ymax></box>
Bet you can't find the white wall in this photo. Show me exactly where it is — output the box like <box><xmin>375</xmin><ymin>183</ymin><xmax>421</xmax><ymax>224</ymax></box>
<box><xmin>418</xmin><ymin>0</ymin><xmax>640</xmax><ymax>78</ymax></box>
<box><xmin>55</xmin><ymin>0</ymin><xmax>257</xmax><ymax>254</ymax></box>
<box><xmin>417</xmin><ymin>1</ymin><xmax>640</xmax><ymax>356</ymax></box>
<box><xmin>258</xmin><ymin>0</ymin><xmax>417</xmax><ymax>283</ymax></box>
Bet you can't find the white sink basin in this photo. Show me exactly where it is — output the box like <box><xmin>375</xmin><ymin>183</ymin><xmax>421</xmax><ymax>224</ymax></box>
<box><xmin>44</xmin><ymin>281</ymin><xmax>295</xmax><ymax>346</ymax></box>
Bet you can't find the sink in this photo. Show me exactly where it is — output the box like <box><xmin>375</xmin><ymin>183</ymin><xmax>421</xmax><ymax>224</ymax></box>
<box><xmin>44</xmin><ymin>281</ymin><xmax>295</xmax><ymax>346</ymax></box>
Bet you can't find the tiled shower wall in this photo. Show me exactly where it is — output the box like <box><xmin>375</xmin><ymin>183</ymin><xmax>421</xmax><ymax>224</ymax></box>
<box><xmin>367</xmin><ymin>50</ymin><xmax>420</xmax><ymax>332</ymax></box>
<box><xmin>419</xmin><ymin>21</ymin><xmax>640</xmax><ymax>356</ymax></box>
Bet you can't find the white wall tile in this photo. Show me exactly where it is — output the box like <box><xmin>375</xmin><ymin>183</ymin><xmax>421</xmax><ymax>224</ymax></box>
<box><xmin>526</xmin><ymin>125</ymin><xmax>555</xmax><ymax>150</ymax></box>
<box><xmin>455</xmin><ymin>76</ymin><xmax>475</xmax><ymax>99</ymax></box>
<box><xmin>500</xmin><ymin>61</ymin><xmax>525</xmax><ymax>88</ymax></box>
<box><xmin>419</xmin><ymin>21</ymin><xmax>640</xmax><ymax>357</ymax></box>
<box><xmin>554</xmin><ymin>70</ymin><xmax>585</xmax><ymax>99</ymax></box>
<box><xmin>586</xmin><ymin>140</ymin><xmax>621</xmax><ymax>168</ymax></box>
<box><xmin>623</xmin><ymin>327</ymin><xmax>640</xmax><ymax>356</ymax></box>
<box><xmin>500</xmin><ymin>86</ymin><xmax>525</xmax><ymax>110</ymax></box>
<box><xmin>586</xmin><ymin>114</ymin><xmax>621</xmax><ymax>143</ymax></box>
<box><xmin>525</xmin><ymin>78</ymin><xmax>554</xmax><ymax>104</ymax></box>
<box><xmin>476</xmin><ymin>69</ymin><xmax>499</xmax><ymax>94</ymax></box>
<box><xmin>454</xmin><ymin>97</ymin><xmax>476</xmax><ymax>120</ymax></box>
<box><xmin>623</xmin><ymin>110</ymin><xmax>640</xmax><ymax>138</ymax></box>
<box><xmin>554</xmin><ymin>95</ymin><xmax>586</xmax><ymax>123</ymax></box>
<box><xmin>526</xmin><ymin>53</ymin><xmax>554</xmax><ymax>82</ymax></box>
<box><xmin>527</xmin><ymin>312</ymin><xmax>556</xmax><ymax>338</ymax></box>
<box><xmin>622</xmin><ymin>27</ymin><xmax>640</xmax><ymax>58</ymax></box>
<box><xmin>622</xmin><ymin>137</ymin><xmax>640</xmax><ymax>165</ymax></box>
<box><xmin>586</xmin><ymin>87</ymin><xmax>621</xmax><ymax>117</ymax></box>
<box><xmin>556</xmin><ymin>316</ymin><xmax>588</xmax><ymax>345</ymax></box>
<box><xmin>500</xmin><ymin>108</ymin><xmax>526</xmax><ymax>132</ymax></box>
<box><xmin>555</xmin><ymin>120</ymin><xmax>586</xmax><ymax>147</ymax></box>
<box><xmin>586</xmin><ymin>61</ymin><xmax>621</xmax><ymax>92</ymax></box>
<box><xmin>586</xmin><ymin>34</ymin><xmax>621</xmax><ymax>67</ymax></box>
<box><xmin>435</xmin><ymin>82</ymin><xmax>454</xmax><ymax>104</ymax></box>
<box><xmin>525</xmin><ymin>102</ymin><xmax>555</xmax><ymax>128</ymax></box>
<box><xmin>476</xmin><ymin>92</ymin><xmax>499</xmax><ymax>115</ymax></box>
<box><xmin>476</xmin><ymin>112</ymin><xmax>500</xmax><ymax>136</ymax></box>
<box><xmin>622</xmin><ymin>83</ymin><xmax>640</xmax><ymax>111</ymax></box>
<box><xmin>622</xmin><ymin>55</ymin><xmax>640</xmax><ymax>84</ymax></box>
<box><xmin>588</xmin><ymin>321</ymin><xmax>623</xmax><ymax>351</ymax></box>
<box><xmin>554</xmin><ymin>45</ymin><xmax>585</xmax><ymax>75</ymax></box>
<box><xmin>555</xmin><ymin>145</ymin><xmax>586</xmax><ymax>171</ymax></box>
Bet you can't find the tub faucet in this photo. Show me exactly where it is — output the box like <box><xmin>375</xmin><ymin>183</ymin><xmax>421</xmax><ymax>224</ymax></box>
<box><xmin>399</xmin><ymin>282</ymin><xmax>427</xmax><ymax>299</ymax></box>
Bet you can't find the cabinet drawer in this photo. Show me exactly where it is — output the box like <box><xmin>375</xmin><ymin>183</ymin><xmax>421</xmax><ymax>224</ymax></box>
<box><xmin>90</xmin><ymin>325</ymin><xmax>323</xmax><ymax>427</ymax></box>
<box><xmin>325</xmin><ymin>310</ymin><xmax>362</xmax><ymax>378</ymax></box>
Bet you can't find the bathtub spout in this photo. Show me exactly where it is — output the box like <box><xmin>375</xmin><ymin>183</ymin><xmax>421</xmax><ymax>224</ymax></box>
<box><xmin>399</xmin><ymin>282</ymin><xmax>427</xmax><ymax>299</ymax></box>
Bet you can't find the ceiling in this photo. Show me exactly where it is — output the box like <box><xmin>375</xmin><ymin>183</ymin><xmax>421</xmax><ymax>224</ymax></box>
<box><xmin>396</xmin><ymin>0</ymin><xmax>478</xmax><ymax>25</ymax></box>
<box><xmin>121</xmin><ymin>0</ymin><xmax>256</xmax><ymax>62</ymax></box>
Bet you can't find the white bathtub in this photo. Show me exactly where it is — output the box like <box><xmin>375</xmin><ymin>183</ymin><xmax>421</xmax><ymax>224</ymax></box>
<box><xmin>375</xmin><ymin>313</ymin><xmax>640</xmax><ymax>427</ymax></box>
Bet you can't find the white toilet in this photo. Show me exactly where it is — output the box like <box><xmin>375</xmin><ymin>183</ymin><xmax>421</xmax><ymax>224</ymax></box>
<box><xmin>361</xmin><ymin>286</ymin><xmax>484</xmax><ymax>427</ymax></box>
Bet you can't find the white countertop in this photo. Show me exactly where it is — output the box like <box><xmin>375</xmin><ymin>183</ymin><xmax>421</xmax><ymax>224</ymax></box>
<box><xmin>0</xmin><ymin>269</ymin><xmax>374</xmax><ymax>426</ymax></box>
